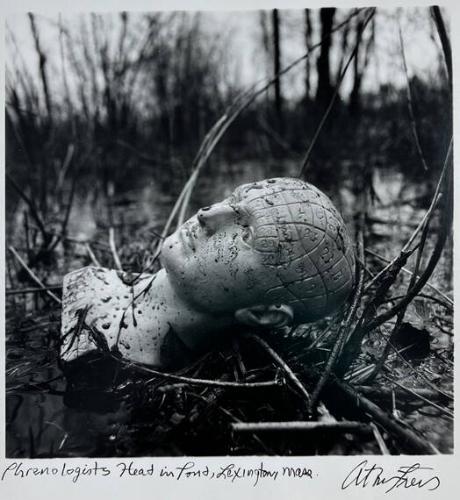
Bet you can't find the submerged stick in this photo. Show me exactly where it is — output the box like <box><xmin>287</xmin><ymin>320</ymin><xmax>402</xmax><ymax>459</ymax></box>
<box><xmin>231</xmin><ymin>421</ymin><xmax>372</xmax><ymax>434</ymax></box>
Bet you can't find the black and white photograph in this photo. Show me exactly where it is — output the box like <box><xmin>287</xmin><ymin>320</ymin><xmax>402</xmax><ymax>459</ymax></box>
<box><xmin>4</xmin><ymin>2</ymin><xmax>453</xmax><ymax>461</ymax></box>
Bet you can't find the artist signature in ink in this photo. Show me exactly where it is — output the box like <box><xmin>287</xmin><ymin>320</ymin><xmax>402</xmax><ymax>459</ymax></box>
<box><xmin>341</xmin><ymin>460</ymin><xmax>440</xmax><ymax>493</ymax></box>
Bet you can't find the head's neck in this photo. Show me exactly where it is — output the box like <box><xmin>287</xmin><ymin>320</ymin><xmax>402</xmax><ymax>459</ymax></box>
<box><xmin>141</xmin><ymin>268</ymin><xmax>236</xmax><ymax>353</ymax></box>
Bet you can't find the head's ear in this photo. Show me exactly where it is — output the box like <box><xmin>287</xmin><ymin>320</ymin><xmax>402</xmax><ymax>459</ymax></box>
<box><xmin>234</xmin><ymin>304</ymin><xmax>294</xmax><ymax>329</ymax></box>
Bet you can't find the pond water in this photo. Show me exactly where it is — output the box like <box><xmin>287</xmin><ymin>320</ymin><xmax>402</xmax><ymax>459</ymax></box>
<box><xmin>5</xmin><ymin>160</ymin><xmax>453</xmax><ymax>456</ymax></box>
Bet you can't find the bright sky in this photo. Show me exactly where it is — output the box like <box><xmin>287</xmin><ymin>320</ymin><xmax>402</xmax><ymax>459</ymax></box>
<box><xmin>5</xmin><ymin>7</ymin><xmax>446</xmax><ymax>106</ymax></box>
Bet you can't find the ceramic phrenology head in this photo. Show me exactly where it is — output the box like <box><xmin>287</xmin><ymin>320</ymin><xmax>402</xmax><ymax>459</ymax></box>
<box><xmin>161</xmin><ymin>178</ymin><xmax>356</xmax><ymax>328</ymax></box>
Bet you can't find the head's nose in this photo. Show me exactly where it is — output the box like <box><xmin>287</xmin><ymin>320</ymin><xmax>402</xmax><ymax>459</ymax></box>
<box><xmin>197</xmin><ymin>202</ymin><xmax>238</xmax><ymax>235</ymax></box>
<box><xmin>197</xmin><ymin>205</ymin><xmax>212</xmax><ymax>225</ymax></box>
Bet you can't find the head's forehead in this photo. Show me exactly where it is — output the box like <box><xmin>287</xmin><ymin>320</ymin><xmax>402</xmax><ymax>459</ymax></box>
<box><xmin>231</xmin><ymin>177</ymin><xmax>355</xmax><ymax>322</ymax></box>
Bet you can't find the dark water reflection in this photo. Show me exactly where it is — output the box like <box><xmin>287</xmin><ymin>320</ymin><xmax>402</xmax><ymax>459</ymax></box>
<box><xmin>5</xmin><ymin>160</ymin><xmax>453</xmax><ymax>456</ymax></box>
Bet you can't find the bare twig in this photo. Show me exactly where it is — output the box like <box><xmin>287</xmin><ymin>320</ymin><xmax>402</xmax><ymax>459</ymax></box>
<box><xmin>56</xmin><ymin>144</ymin><xmax>75</xmax><ymax>192</ymax></box>
<box><xmin>23</xmin><ymin>210</ymin><xmax>31</xmax><ymax>259</ymax></box>
<box><xmin>6</xmin><ymin>173</ymin><xmax>49</xmax><ymax>243</ymax></box>
<box><xmin>365</xmin><ymin>249</ymin><xmax>452</xmax><ymax>306</ymax></box>
<box><xmin>8</xmin><ymin>246</ymin><xmax>61</xmax><ymax>304</ymax></box>
<box><xmin>356</xmin><ymin>385</ymin><xmax>452</xmax><ymax>401</ymax></box>
<box><xmin>364</xmin><ymin>194</ymin><xmax>441</xmax><ymax>294</ymax></box>
<box><xmin>187</xmin><ymin>390</ymin><xmax>275</xmax><ymax>454</ymax></box>
<box><xmin>381</xmin><ymin>374</ymin><xmax>453</xmax><ymax>419</ymax></box>
<box><xmin>232</xmin><ymin>337</ymin><xmax>247</xmax><ymax>379</ymax></box>
<box><xmin>334</xmin><ymin>378</ymin><xmax>439</xmax><ymax>454</ymax></box>
<box><xmin>119</xmin><ymin>358</ymin><xmax>282</xmax><ymax>389</ymax></box>
<box><xmin>109</xmin><ymin>227</ymin><xmax>123</xmax><ymax>271</ymax></box>
<box><xmin>243</xmin><ymin>333</ymin><xmax>311</xmax><ymax>407</ymax></box>
<box><xmin>58</xmin><ymin>15</ymin><xmax>74</xmax><ymax>123</ymax></box>
<box><xmin>303</xmin><ymin>321</ymin><xmax>336</xmax><ymax>351</ymax></box>
<box><xmin>86</xmin><ymin>243</ymin><xmax>101</xmax><ymax>267</ymax></box>
<box><xmin>370</xmin><ymin>423</ymin><xmax>390</xmax><ymax>455</ymax></box>
<box><xmin>58</xmin><ymin>174</ymin><xmax>78</xmax><ymax>244</ymax></box>
<box><xmin>386</xmin><ymin>342</ymin><xmax>453</xmax><ymax>401</ymax></box>
<box><xmin>370</xmin><ymin>176</ymin><xmax>444</xmax><ymax>379</ymax></box>
<box><xmin>398</xmin><ymin>20</ymin><xmax>429</xmax><ymax>171</ymax></box>
<box><xmin>343</xmin><ymin>137</ymin><xmax>453</xmax><ymax>368</ymax></box>
<box><xmin>365</xmin><ymin>140</ymin><xmax>452</xmax><ymax>332</ymax></box>
<box><xmin>176</xmin><ymin>169</ymin><xmax>200</xmax><ymax>227</ymax></box>
<box><xmin>28</xmin><ymin>13</ymin><xmax>53</xmax><ymax>123</ymax></box>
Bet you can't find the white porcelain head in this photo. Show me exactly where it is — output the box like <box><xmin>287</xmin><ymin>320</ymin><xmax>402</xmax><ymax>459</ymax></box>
<box><xmin>161</xmin><ymin>178</ymin><xmax>355</xmax><ymax>328</ymax></box>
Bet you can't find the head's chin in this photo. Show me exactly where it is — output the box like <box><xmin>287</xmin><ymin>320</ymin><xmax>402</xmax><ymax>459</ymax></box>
<box><xmin>160</xmin><ymin>231</ymin><xmax>185</xmax><ymax>268</ymax></box>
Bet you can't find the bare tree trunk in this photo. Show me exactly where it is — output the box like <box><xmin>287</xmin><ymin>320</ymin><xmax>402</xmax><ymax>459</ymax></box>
<box><xmin>349</xmin><ymin>16</ymin><xmax>375</xmax><ymax>114</ymax></box>
<box><xmin>349</xmin><ymin>17</ymin><xmax>364</xmax><ymax>115</ymax></box>
<box><xmin>315</xmin><ymin>8</ymin><xmax>336</xmax><ymax>108</ymax></box>
<box><xmin>258</xmin><ymin>11</ymin><xmax>272</xmax><ymax>120</ymax></box>
<box><xmin>272</xmin><ymin>9</ymin><xmax>283</xmax><ymax>133</ymax></box>
<box><xmin>28</xmin><ymin>13</ymin><xmax>53</xmax><ymax>216</ymax></box>
<box><xmin>259</xmin><ymin>11</ymin><xmax>271</xmax><ymax>56</ymax></box>
<box><xmin>335</xmin><ymin>12</ymin><xmax>351</xmax><ymax>83</ymax></box>
<box><xmin>28</xmin><ymin>14</ymin><xmax>53</xmax><ymax>127</ymax></box>
<box><xmin>430</xmin><ymin>6</ymin><xmax>452</xmax><ymax>91</ymax></box>
<box><xmin>304</xmin><ymin>9</ymin><xmax>313</xmax><ymax>101</ymax></box>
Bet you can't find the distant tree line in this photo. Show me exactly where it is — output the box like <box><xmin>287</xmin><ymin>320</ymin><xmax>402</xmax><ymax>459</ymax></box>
<box><xmin>5</xmin><ymin>8</ymin><xmax>451</xmax><ymax>207</ymax></box>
